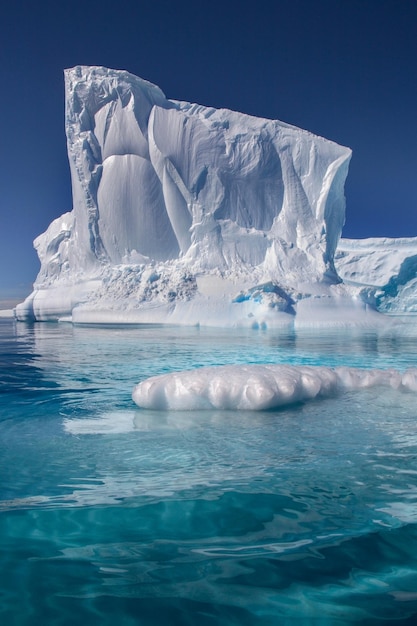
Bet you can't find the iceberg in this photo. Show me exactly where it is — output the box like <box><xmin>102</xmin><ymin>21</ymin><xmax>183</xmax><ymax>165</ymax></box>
<box><xmin>132</xmin><ymin>364</ymin><xmax>417</xmax><ymax>411</ymax></box>
<box><xmin>16</xmin><ymin>65</ymin><xmax>357</xmax><ymax>327</ymax></box>
<box><xmin>336</xmin><ymin>237</ymin><xmax>417</xmax><ymax>315</ymax></box>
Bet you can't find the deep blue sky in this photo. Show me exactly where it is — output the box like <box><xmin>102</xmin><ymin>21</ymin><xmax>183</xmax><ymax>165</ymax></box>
<box><xmin>1</xmin><ymin>0</ymin><xmax>416</xmax><ymax>296</ymax></box>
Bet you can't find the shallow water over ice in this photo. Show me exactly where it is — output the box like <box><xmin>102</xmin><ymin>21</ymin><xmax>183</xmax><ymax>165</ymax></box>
<box><xmin>1</xmin><ymin>319</ymin><xmax>417</xmax><ymax>625</ymax></box>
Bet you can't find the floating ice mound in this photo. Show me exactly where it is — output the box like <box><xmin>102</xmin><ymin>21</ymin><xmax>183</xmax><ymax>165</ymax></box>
<box><xmin>132</xmin><ymin>364</ymin><xmax>417</xmax><ymax>411</ymax></box>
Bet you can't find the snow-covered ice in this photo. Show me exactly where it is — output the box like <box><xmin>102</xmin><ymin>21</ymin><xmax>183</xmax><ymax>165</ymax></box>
<box><xmin>335</xmin><ymin>237</ymin><xmax>417</xmax><ymax>315</ymax></box>
<box><xmin>132</xmin><ymin>364</ymin><xmax>417</xmax><ymax>411</ymax></box>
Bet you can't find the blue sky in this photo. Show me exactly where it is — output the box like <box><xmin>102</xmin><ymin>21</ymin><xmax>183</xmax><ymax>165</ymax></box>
<box><xmin>0</xmin><ymin>0</ymin><xmax>416</xmax><ymax>296</ymax></box>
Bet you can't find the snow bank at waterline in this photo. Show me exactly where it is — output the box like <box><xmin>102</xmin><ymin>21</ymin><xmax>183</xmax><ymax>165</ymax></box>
<box><xmin>132</xmin><ymin>364</ymin><xmax>417</xmax><ymax>411</ymax></box>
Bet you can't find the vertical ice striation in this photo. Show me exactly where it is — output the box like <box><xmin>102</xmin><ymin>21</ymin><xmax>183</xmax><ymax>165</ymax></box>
<box><xmin>64</xmin><ymin>66</ymin><xmax>172</xmax><ymax>269</ymax></box>
<box><xmin>16</xmin><ymin>66</ymin><xmax>353</xmax><ymax>324</ymax></box>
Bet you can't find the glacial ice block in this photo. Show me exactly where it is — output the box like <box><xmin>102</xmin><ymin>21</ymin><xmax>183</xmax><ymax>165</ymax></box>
<box><xmin>16</xmin><ymin>65</ymin><xmax>352</xmax><ymax>324</ymax></box>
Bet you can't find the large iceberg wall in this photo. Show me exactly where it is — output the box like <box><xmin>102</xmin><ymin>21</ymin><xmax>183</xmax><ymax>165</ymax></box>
<box><xmin>16</xmin><ymin>66</ymin><xmax>352</xmax><ymax>325</ymax></box>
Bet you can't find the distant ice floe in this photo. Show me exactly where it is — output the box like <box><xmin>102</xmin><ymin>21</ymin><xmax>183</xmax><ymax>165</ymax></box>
<box><xmin>132</xmin><ymin>364</ymin><xmax>417</xmax><ymax>411</ymax></box>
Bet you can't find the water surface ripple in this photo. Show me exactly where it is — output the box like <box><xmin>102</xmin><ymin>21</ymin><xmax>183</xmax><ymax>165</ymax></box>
<box><xmin>1</xmin><ymin>319</ymin><xmax>417</xmax><ymax>625</ymax></box>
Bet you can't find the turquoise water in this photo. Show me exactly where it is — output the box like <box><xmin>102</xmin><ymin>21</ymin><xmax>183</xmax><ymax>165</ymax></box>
<box><xmin>1</xmin><ymin>318</ymin><xmax>417</xmax><ymax>625</ymax></box>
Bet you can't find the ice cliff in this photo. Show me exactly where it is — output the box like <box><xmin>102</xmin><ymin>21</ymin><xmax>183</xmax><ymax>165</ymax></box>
<box><xmin>17</xmin><ymin>65</ymin><xmax>357</xmax><ymax>326</ymax></box>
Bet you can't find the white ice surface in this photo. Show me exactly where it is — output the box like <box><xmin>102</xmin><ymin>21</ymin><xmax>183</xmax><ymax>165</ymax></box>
<box><xmin>132</xmin><ymin>364</ymin><xmax>417</xmax><ymax>411</ymax></box>
<box><xmin>336</xmin><ymin>237</ymin><xmax>417</xmax><ymax>314</ymax></box>
<box><xmin>336</xmin><ymin>238</ymin><xmax>417</xmax><ymax>288</ymax></box>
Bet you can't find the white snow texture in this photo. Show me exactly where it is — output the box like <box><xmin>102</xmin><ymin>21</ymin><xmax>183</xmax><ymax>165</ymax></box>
<box><xmin>335</xmin><ymin>238</ymin><xmax>417</xmax><ymax>315</ymax></box>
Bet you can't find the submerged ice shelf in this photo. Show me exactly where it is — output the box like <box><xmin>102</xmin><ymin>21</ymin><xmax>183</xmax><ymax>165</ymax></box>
<box><xmin>15</xmin><ymin>66</ymin><xmax>417</xmax><ymax>327</ymax></box>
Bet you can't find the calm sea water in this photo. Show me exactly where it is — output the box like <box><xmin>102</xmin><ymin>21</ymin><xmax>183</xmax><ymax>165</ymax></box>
<box><xmin>1</xmin><ymin>318</ymin><xmax>417</xmax><ymax>625</ymax></box>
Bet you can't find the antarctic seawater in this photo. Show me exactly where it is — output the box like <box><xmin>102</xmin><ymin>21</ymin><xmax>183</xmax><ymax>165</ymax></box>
<box><xmin>1</xmin><ymin>319</ymin><xmax>417</xmax><ymax>625</ymax></box>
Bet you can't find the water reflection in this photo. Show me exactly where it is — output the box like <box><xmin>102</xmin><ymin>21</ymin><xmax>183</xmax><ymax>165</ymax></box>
<box><xmin>3</xmin><ymin>318</ymin><xmax>417</xmax><ymax>623</ymax></box>
<box><xmin>9</xmin><ymin>318</ymin><xmax>417</xmax><ymax>376</ymax></box>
